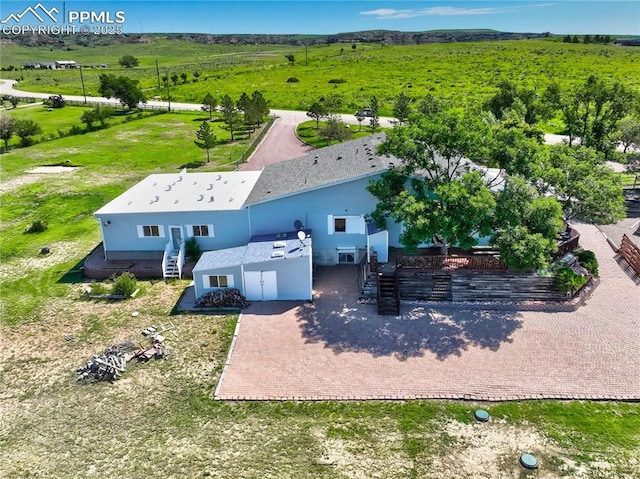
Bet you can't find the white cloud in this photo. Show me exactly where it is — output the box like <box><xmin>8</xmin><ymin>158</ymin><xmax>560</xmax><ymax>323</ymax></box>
<box><xmin>360</xmin><ymin>6</ymin><xmax>505</xmax><ymax>19</ymax></box>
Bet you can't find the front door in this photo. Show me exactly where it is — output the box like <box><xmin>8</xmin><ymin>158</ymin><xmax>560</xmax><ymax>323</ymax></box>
<box><xmin>244</xmin><ymin>271</ymin><xmax>278</xmax><ymax>301</ymax></box>
<box><xmin>170</xmin><ymin>226</ymin><xmax>182</xmax><ymax>251</ymax></box>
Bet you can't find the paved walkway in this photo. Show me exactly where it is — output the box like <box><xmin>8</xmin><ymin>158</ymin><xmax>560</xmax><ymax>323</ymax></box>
<box><xmin>216</xmin><ymin>223</ymin><xmax>639</xmax><ymax>401</ymax></box>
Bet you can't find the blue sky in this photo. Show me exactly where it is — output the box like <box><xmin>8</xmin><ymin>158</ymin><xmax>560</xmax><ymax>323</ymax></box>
<box><xmin>2</xmin><ymin>1</ymin><xmax>639</xmax><ymax>35</ymax></box>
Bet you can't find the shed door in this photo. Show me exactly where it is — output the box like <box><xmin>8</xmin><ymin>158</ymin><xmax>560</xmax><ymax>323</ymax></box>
<box><xmin>244</xmin><ymin>271</ymin><xmax>278</xmax><ymax>301</ymax></box>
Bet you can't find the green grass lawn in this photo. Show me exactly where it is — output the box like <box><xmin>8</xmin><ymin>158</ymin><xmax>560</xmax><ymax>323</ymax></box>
<box><xmin>3</xmin><ymin>39</ymin><xmax>638</xmax><ymax>116</ymax></box>
<box><xmin>296</xmin><ymin>120</ymin><xmax>379</xmax><ymax>148</ymax></box>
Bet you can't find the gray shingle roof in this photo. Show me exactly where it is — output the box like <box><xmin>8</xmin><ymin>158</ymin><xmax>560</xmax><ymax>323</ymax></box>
<box><xmin>244</xmin><ymin>134</ymin><xmax>400</xmax><ymax>206</ymax></box>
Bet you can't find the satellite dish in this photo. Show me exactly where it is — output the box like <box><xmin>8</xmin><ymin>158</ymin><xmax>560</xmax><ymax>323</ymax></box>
<box><xmin>294</xmin><ymin>219</ymin><xmax>304</xmax><ymax>230</ymax></box>
<box><xmin>297</xmin><ymin>231</ymin><xmax>306</xmax><ymax>242</ymax></box>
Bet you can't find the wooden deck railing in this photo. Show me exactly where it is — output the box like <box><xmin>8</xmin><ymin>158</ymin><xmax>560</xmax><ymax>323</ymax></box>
<box><xmin>619</xmin><ymin>234</ymin><xmax>640</xmax><ymax>275</ymax></box>
<box><xmin>396</xmin><ymin>255</ymin><xmax>507</xmax><ymax>271</ymax></box>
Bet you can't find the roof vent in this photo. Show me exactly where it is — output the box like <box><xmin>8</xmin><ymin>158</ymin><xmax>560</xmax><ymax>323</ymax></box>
<box><xmin>313</xmin><ymin>159</ymin><xmax>318</xmax><ymax>165</ymax></box>
<box><xmin>224</xmin><ymin>180</ymin><xmax>228</xmax><ymax>184</ymax></box>
<box><xmin>228</xmin><ymin>197</ymin><xmax>233</xmax><ymax>202</ymax></box>
<box><xmin>337</xmin><ymin>156</ymin><xmax>342</xmax><ymax>160</ymax></box>
<box><xmin>271</xmin><ymin>251</ymin><xmax>285</xmax><ymax>259</ymax></box>
<box><xmin>154</xmin><ymin>195</ymin><xmax>160</xmax><ymax>202</ymax></box>
<box><xmin>209</xmin><ymin>196</ymin><xmax>215</xmax><ymax>202</ymax></box>
<box><xmin>177</xmin><ymin>176</ymin><xmax>182</xmax><ymax>182</ymax></box>
<box><xmin>193</xmin><ymin>181</ymin><xmax>197</xmax><ymax>185</ymax></box>
<box><xmin>127</xmin><ymin>201</ymin><xmax>132</xmax><ymax>205</ymax></box>
<box><xmin>207</xmin><ymin>184</ymin><xmax>213</xmax><ymax>190</ymax></box>
<box><xmin>273</xmin><ymin>241</ymin><xmax>286</xmax><ymax>248</ymax></box>
<box><xmin>371</xmin><ymin>164</ymin><xmax>376</xmax><ymax>168</ymax></box>
<box><xmin>198</xmin><ymin>194</ymin><xmax>204</xmax><ymax>201</ymax></box>
<box><xmin>152</xmin><ymin>182</ymin><xmax>157</xmax><ymax>186</ymax></box>
<box><xmin>241</xmin><ymin>179</ymin><xmax>245</xmax><ymax>183</ymax></box>
<box><xmin>216</xmin><ymin>175</ymin><xmax>222</xmax><ymax>180</ymax></box>
<box><xmin>266</xmin><ymin>189</ymin><xmax>271</xmax><ymax>194</ymax></box>
<box><xmin>166</xmin><ymin>185</ymin><xmax>172</xmax><ymax>191</ymax></box>
<box><xmin>174</xmin><ymin>199</ymin><xmax>179</xmax><ymax>204</ymax></box>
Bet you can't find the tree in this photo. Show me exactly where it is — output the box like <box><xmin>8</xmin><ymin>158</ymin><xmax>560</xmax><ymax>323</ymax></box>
<box><xmin>201</xmin><ymin>93</ymin><xmax>217</xmax><ymax>120</ymax></box>
<box><xmin>285</xmin><ymin>54</ymin><xmax>295</xmax><ymax>65</ymax></box>
<box><xmin>491</xmin><ymin>176</ymin><xmax>563</xmax><ymax>270</ymax></box>
<box><xmin>171</xmin><ymin>73</ymin><xmax>179</xmax><ymax>86</ymax></box>
<box><xmin>98</xmin><ymin>74</ymin><xmax>146</xmax><ymax>109</ymax></box>
<box><xmin>369</xmin><ymin>96</ymin><xmax>380</xmax><ymax>133</ymax></box>
<box><xmin>368</xmin><ymin>111</ymin><xmax>495</xmax><ymax>255</ymax></box>
<box><xmin>8</xmin><ymin>96</ymin><xmax>19</xmax><ymax>109</ymax></box>
<box><xmin>540</xmin><ymin>144</ymin><xmax>626</xmax><ymax>224</ymax></box>
<box><xmin>417</xmin><ymin>94</ymin><xmax>443</xmax><ymax>117</ymax></box>
<box><xmin>194</xmin><ymin>120</ymin><xmax>216</xmax><ymax>162</ymax></box>
<box><xmin>193</xmin><ymin>71</ymin><xmax>201</xmax><ymax>81</ymax></box>
<box><xmin>249</xmin><ymin>90</ymin><xmax>269</xmax><ymax>128</ymax></box>
<box><xmin>118</xmin><ymin>55</ymin><xmax>139</xmax><ymax>68</ymax></box>
<box><xmin>219</xmin><ymin>94</ymin><xmax>241</xmax><ymax>141</ymax></box>
<box><xmin>355</xmin><ymin>110</ymin><xmax>365</xmax><ymax>131</ymax></box>
<box><xmin>393</xmin><ymin>92</ymin><xmax>411</xmax><ymax>125</ymax></box>
<box><xmin>0</xmin><ymin>115</ymin><xmax>16</xmax><ymax>149</ymax></box>
<box><xmin>618</xmin><ymin>117</ymin><xmax>640</xmax><ymax>153</ymax></box>
<box><xmin>306</xmin><ymin>102</ymin><xmax>326</xmax><ymax>130</ymax></box>
<box><xmin>320</xmin><ymin>117</ymin><xmax>352</xmax><ymax>144</ymax></box>
<box><xmin>485</xmin><ymin>80</ymin><xmax>540</xmax><ymax>125</ymax></box>
<box><xmin>80</xmin><ymin>109</ymin><xmax>98</xmax><ymax>129</ymax></box>
<box><xmin>180</xmin><ymin>72</ymin><xmax>188</xmax><ymax>84</ymax></box>
<box><xmin>14</xmin><ymin>119</ymin><xmax>42</xmax><ymax>146</ymax></box>
<box><xmin>82</xmin><ymin>104</ymin><xmax>115</xmax><ymax>129</ymax></box>
<box><xmin>48</xmin><ymin>94</ymin><xmax>65</xmax><ymax>108</ymax></box>
<box><xmin>544</xmin><ymin>75</ymin><xmax>637</xmax><ymax>156</ymax></box>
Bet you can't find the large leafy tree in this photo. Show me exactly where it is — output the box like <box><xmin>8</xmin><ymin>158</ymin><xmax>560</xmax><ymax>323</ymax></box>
<box><xmin>194</xmin><ymin>120</ymin><xmax>216</xmax><ymax>163</ymax></box>
<box><xmin>485</xmin><ymin>80</ymin><xmax>541</xmax><ymax>125</ymax></box>
<box><xmin>539</xmin><ymin>145</ymin><xmax>626</xmax><ymax>224</ymax></box>
<box><xmin>543</xmin><ymin>75</ymin><xmax>636</xmax><ymax>156</ymax></box>
<box><xmin>492</xmin><ymin>176</ymin><xmax>564</xmax><ymax>270</ymax></box>
<box><xmin>98</xmin><ymin>74</ymin><xmax>146</xmax><ymax>109</ymax></box>
<box><xmin>368</xmin><ymin>111</ymin><xmax>496</xmax><ymax>255</ymax></box>
<box><xmin>369</xmin><ymin>96</ymin><xmax>380</xmax><ymax>133</ymax></box>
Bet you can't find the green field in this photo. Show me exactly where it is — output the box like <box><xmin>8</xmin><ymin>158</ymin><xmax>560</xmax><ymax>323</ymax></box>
<box><xmin>2</xmin><ymin>38</ymin><xmax>638</xmax><ymax>115</ymax></box>
<box><xmin>1</xmin><ymin>37</ymin><xmax>640</xmax><ymax>478</ymax></box>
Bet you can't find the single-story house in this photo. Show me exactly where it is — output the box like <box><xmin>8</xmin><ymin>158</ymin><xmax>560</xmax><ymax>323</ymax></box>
<box><xmin>93</xmin><ymin>134</ymin><xmax>502</xmax><ymax>300</ymax></box>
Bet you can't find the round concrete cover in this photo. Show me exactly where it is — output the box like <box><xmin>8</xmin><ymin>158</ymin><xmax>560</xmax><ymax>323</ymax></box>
<box><xmin>474</xmin><ymin>409</ymin><xmax>490</xmax><ymax>422</ymax></box>
<box><xmin>520</xmin><ymin>453</ymin><xmax>539</xmax><ymax>469</ymax></box>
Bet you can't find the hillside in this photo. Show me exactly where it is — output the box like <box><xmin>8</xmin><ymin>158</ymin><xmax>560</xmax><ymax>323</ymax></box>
<box><xmin>1</xmin><ymin>29</ymin><xmax>548</xmax><ymax>48</ymax></box>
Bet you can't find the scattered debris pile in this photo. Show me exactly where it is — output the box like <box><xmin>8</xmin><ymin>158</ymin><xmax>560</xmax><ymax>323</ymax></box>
<box><xmin>195</xmin><ymin>288</ymin><xmax>249</xmax><ymax>309</ymax></box>
<box><xmin>76</xmin><ymin>342</ymin><xmax>134</xmax><ymax>383</ymax></box>
<box><xmin>76</xmin><ymin>321</ymin><xmax>177</xmax><ymax>383</ymax></box>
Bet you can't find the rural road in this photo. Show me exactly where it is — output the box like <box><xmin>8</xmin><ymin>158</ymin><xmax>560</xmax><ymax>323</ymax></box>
<box><xmin>1</xmin><ymin>79</ymin><xmax>630</xmax><ymax>163</ymax></box>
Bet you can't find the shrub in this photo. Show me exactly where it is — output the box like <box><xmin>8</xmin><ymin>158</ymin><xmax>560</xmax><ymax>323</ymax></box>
<box><xmin>24</xmin><ymin>219</ymin><xmax>48</xmax><ymax>233</ymax></box>
<box><xmin>328</xmin><ymin>78</ymin><xmax>347</xmax><ymax>84</ymax></box>
<box><xmin>555</xmin><ymin>267</ymin><xmax>587</xmax><ymax>293</ymax></box>
<box><xmin>577</xmin><ymin>250</ymin><xmax>599</xmax><ymax>277</ymax></box>
<box><xmin>112</xmin><ymin>272</ymin><xmax>138</xmax><ymax>297</ymax></box>
<box><xmin>286</xmin><ymin>77</ymin><xmax>299</xmax><ymax>83</ymax></box>
<box><xmin>184</xmin><ymin>237</ymin><xmax>202</xmax><ymax>261</ymax></box>
<box><xmin>88</xmin><ymin>280</ymin><xmax>109</xmax><ymax>295</ymax></box>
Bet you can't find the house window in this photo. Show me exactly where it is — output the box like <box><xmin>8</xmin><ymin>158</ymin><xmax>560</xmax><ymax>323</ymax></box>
<box><xmin>328</xmin><ymin>215</ymin><xmax>365</xmax><ymax>234</ymax></box>
<box><xmin>193</xmin><ymin>225</ymin><xmax>210</xmax><ymax>237</ymax></box>
<box><xmin>205</xmin><ymin>274</ymin><xmax>234</xmax><ymax>289</ymax></box>
<box><xmin>334</xmin><ymin>218</ymin><xmax>346</xmax><ymax>233</ymax></box>
<box><xmin>137</xmin><ymin>225</ymin><xmax>164</xmax><ymax>238</ymax></box>
<box><xmin>188</xmin><ymin>224</ymin><xmax>214</xmax><ymax>237</ymax></box>
<box><xmin>338</xmin><ymin>248</ymin><xmax>357</xmax><ymax>264</ymax></box>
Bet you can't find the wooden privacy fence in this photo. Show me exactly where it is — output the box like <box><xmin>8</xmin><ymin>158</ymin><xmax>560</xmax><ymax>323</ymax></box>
<box><xmin>619</xmin><ymin>234</ymin><xmax>640</xmax><ymax>275</ymax></box>
<box><xmin>396</xmin><ymin>255</ymin><xmax>507</xmax><ymax>271</ymax></box>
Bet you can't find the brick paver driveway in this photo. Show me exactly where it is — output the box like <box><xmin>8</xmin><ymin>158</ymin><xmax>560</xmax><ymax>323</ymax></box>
<box><xmin>216</xmin><ymin>224</ymin><xmax>640</xmax><ymax>401</ymax></box>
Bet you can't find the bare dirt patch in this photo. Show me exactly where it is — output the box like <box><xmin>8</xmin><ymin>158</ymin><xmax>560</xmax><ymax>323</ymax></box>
<box><xmin>0</xmin><ymin>166</ymin><xmax>78</xmax><ymax>194</ymax></box>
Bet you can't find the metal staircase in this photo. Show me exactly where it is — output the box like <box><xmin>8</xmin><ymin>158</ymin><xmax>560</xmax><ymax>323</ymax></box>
<box><xmin>376</xmin><ymin>271</ymin><xmax>400</xmax><ymax>315</ymax></box>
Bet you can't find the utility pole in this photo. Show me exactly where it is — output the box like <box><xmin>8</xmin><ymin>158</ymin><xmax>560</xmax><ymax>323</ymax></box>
<box><xmin>79</xmin><ymin>66</ymin><xmax>87</xmax><ymax>104</ymax></box>
<box><xmin>165</xmin><ymin>69</ymin><xmax>171</xmax><ymax>112</ymax></box>
<box><xmin>155</xmin><ymin>59</ymin><xmax>161</xmax><ymax>89</ymax></box>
